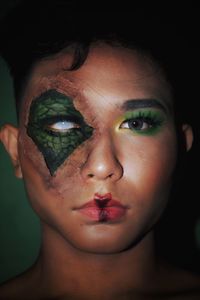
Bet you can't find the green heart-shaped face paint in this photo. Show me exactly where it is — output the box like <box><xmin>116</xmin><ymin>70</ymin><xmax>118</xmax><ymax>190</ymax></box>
<box><xmin>27</xmin><ymin>89</ymin><xmax>93</xmax><ymax>175</ymax></box>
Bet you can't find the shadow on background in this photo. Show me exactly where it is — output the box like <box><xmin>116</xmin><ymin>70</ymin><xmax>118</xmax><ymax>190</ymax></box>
<box><xmin>155</xmin><ymin>128</ymin><xmax>200</xmax><ymax>274</ymax></box>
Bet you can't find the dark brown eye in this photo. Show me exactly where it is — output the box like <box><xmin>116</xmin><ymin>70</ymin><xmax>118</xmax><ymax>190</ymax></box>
<box><xmin>120</xmin><ymin>118</ymin><xmax>152</xmax><ymax>131</ymax></box>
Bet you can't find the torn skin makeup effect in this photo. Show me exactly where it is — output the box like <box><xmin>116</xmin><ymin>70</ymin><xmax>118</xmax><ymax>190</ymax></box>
<box><xmin>18</xmin><ymin>74</ymin><xmax>101</xmax><ymax>206</ymax></box>
<box><xmin>27</xmin><ymin>89</ymin><xmax>94</xmax><ymax>175</ymax></box>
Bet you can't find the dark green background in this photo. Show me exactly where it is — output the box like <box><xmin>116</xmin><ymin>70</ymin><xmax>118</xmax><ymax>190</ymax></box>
<box><xmin>0</xmin><ymin>56</ymin><xmax>40</xmax><ymax>283</ymax></box>
<box><xmin>0</xmin><ymin>0</ymin><xmax>40</xmax><ymax>284</ymax></box>
<box><xmin>0</xmin><ymin>0</ymin><xmax>200</xmax><ymax>284</ymax></box>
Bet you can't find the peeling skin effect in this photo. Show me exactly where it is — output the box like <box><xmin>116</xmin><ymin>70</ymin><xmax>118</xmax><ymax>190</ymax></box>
<box><xmin>27</xmin><ymin>89</ymin><xmax>93</xmax><ymax>175</ymax></box>
<box><xmin>18</xmin><ymin>43</ymin><xmax>178</xmax><ymax>255</ymax></box>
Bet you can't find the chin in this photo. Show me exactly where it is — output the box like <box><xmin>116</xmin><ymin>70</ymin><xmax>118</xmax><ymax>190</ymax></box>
<box><xmin>69</xmin><ymin>238</ymin><xmax>130</xmax><ymax>255</ymax></box>
<box><xmin>59</xmin><ymin>222</ymin><xmax>150</xmax><ymax>255</ymax></box>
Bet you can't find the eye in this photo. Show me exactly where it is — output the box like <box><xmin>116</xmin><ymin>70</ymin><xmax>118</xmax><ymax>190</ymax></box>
<box><xmin>120</xmin><ymin>117</ymin><xmax>156</xmax><ymax>131</ymax></box>
<box><xmin>46</xmin><ymin>120</ymin><xmax>80</xmax><ymax>133</ymax></box>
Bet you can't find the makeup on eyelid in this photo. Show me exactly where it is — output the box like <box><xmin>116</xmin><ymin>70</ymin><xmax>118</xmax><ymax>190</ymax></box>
<box><xmin>26</xmin><ymin>83</ymin><xmax>169</xmax><ymax>179</ymax></box>
<box><xmin>115</xmin><ymin>109</ymin><xmax>166</xmax><ymax>135</ymax></box>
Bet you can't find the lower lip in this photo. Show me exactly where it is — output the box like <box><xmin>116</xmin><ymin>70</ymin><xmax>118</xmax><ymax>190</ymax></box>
<box><xmin>77</xmin><ymin>206</ymin><xmax>127</xmax><ymax>222</ymax></box>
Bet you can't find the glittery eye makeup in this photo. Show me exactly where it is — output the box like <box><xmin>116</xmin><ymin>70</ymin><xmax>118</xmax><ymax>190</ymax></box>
<box><xmin>119</xmin><ymin>109</ymin><xmax>166</xmax><ymax>135</ymax></box>
<box><xmin>27</xmin><ymin>89</ymin><xmax>93</xmax><ymax>175</ymax></box>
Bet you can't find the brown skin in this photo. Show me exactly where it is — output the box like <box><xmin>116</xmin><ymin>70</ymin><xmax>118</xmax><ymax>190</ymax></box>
<box><xmin>0</xmin><ymin>43</ymin><xmax>199</xmax><ymax>299</ymax></box>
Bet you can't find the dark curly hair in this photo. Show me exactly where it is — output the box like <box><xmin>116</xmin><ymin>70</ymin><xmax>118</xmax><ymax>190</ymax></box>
<box><xmin>0</xmin><ymin>0</ymin><xmax>199</xmax><ymax>125</ymax></box>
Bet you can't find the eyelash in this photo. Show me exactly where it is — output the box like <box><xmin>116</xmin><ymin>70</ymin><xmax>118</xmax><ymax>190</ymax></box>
<box><xmin>46</xmin><ymin>120</ymin><xmax>80</xmax><ymax>133</ymax></box>
<box><xmin>40</xmin><ymin>116</ymin><xmax>81</xmax><ymax>135</ymax></box>
<box><xmin>119</xmin><ymin>111</ymin><xmax>164</xmax><ymax>133</ymax></box>
<box><xmin>40</xmin><ymin>111</ymin><xmax>164</xmax><ymax>136</ymax></box>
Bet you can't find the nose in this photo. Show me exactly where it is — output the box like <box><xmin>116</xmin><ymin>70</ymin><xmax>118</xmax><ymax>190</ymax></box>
<box><xmin>81</xmin><ymin>134</ymin><xmax>123</xmax><ymax>182</ymax></box>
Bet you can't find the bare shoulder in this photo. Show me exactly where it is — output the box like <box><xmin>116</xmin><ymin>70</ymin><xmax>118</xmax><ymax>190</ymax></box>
<box><xmin>0</xmin><ymin>268</ymin><xmax>42</xmax><ymax>300</ymax></box>
<box><xmin>153</xmin><ymin>260</ymin><xmax>200</xmax><ymax>299</ymax></box>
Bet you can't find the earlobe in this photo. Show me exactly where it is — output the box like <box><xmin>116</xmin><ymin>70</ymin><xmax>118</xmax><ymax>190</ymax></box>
<box><xmin>0</xmin><ymin>124</ymin><xmax>23</xmax><ymax>178</ymax></box>
<box><xmin>182</xmin><ymin>124</ymin><xmax>193</xmax><ymax>152</ymax></box>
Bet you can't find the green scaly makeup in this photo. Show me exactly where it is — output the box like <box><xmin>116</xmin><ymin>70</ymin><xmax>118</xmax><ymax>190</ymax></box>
<box><xmin>27</xmin><ymin>89</ymin><xmax>93</xmax><ymax>175</ymax></box>
<box><xmin>119</xmin><ymin>109</ymin><xmax>166</xmax><ymax>136</ymax></box>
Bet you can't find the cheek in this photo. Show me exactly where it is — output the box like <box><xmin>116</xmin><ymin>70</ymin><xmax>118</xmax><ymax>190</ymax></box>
<box><xmin>27</xmin><ymin>127</ymin><xmax>92</xmax><ymax>176</ymax></box>
<box><xmin>18</xmin><ymin>110</ymin><xmax>93</xmax><ymax>179</ymax></box>
<box><xmin>18</xmin><ymin>128</ymin><xmax>49</xmax><ymax>179</ymax></box>
<box><xmin>18</xmin><ymin>127</ymin><xmax>91</xmax><ymax>207</ymax></box>
<box><xmin>18</xmin><ymin>137</ymin><xmax>78</xmax><ymax>223</ymax></box>
<box><xmin>118</xmin><ymin>132</ymin><xmax>177</xmax><ymax>232</ymax></box>
<box><xmin>120</xmin><ymin>131</ymin><xmax>177</xmax><ymax>200</ymax></box>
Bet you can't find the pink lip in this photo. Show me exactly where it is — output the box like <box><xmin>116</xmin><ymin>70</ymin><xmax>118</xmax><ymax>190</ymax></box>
<box><xmin>74</xmin><ymin>193</ymin><xmax>128</xmax><ymax>222</ymax></box>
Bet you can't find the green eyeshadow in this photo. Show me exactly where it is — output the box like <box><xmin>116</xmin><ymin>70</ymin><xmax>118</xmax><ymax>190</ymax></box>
<box><xmin>120</xmin><ymin>109</ymin><xmax>166</xmax><ymax>136</ymax></box>
<box><xmin>27</xmin><ymin>89</ymin><xmax>93</xmax><ymax>175</ymax></box>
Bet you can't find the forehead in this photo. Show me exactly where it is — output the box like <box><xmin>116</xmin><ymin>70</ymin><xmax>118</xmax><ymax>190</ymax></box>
<box><xmin>22</xmin><ymin>44</ymin><xmax>172</xmax><ymax>115</ymax></box>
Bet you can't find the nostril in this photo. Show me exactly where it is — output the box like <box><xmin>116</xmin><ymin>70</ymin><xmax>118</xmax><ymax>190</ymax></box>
<box><xmin>88</xmin><ymin>174</ymin><xmax>94</xmax><ymax>178</ymax></box>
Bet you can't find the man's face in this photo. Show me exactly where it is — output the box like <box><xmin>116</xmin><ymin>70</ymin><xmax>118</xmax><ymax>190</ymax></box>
<box><xmin>18</xmin><ymin>44</ymin><xmax>177</xmax><ymax>254</ymax></box>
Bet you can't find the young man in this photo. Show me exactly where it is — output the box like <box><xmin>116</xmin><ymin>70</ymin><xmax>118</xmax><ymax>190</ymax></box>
<box><xmin>0</xmin><ymin>1</ymin><xmax>199</xmax><ymax>299</ymax></box>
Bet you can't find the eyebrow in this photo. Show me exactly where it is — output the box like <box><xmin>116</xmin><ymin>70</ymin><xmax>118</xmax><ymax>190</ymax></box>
<box><xmin>121</xmin><ymin>99</ymin><xmax>168</xmax><ymax>113</ymax></box>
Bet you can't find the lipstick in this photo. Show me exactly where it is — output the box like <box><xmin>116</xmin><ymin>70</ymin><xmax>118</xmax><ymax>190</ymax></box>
<box><xmin>74</xmin><ymin>193</ymin><xmax>128</xmax><ymax>222</ymax></box>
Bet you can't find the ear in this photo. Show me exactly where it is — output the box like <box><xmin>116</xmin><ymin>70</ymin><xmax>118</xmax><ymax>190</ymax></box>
<box><xmin>182</xmin><ymin>124</ymin><xmax>193</xmax><ymax>152</ymax></box>
<box><xmin>0</xmin><ymin>124</ymin><xmax>23</xmax><ymax>178</ymax></box>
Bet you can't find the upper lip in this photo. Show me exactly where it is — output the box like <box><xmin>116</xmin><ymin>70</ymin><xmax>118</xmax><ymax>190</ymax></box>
<box><xmin>75</xmin><ymin>193</ymin><xmax>127</xmax><ymax>209</ymax></box>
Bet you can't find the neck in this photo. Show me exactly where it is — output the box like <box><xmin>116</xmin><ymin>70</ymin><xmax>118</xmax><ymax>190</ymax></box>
<box><xmin>35</xmin><ymin>223</ymin><xmax>158</xmax><ymax>299</ymax></box>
